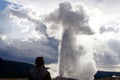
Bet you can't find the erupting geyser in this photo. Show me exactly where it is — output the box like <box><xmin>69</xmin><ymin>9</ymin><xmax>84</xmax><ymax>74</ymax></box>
<box><xmin>59</xmin><ymin>29</ymin><xmax>96</xmax><ymax>80</ymax></box>
<box><xmin>44</xmin><ymin>1</ymin><xmax>97</xmax><ymax>80</ymax></box>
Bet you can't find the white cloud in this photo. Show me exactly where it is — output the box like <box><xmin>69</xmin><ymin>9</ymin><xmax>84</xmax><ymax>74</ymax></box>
<box><xmin>0</xmin><ymin>1</ymin><xmax>59</xmax><ymax>63</ymax></box>
<box><xmin>0</xmin><ymin>35</ymin><xmax>7</xmax><ymax>40</ymax></box>
<box><xmin>6</xmin><ymin>0</ymin><xmax>62</xmax><ymax>15</ymax></box>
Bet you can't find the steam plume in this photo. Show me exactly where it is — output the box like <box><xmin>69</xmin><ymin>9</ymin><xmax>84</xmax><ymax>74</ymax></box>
<box><xmin>44</xmin><ymin>2</ymin><xmax>96</xmax><ymax>80</ymax></box>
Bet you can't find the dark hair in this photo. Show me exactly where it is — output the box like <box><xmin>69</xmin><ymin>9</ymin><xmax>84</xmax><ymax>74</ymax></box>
<box><xmin>35</xmin><ymin>57</ymin><xmax>44</xmax><ymax>67</ymax></box>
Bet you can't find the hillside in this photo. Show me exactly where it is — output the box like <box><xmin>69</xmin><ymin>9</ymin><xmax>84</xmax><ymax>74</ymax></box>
<box><xmin>94</xmin><ymin>71</ymin><xmax>120</xmax><ymax>79</ymax></box>
<box><xmin>0</xmin><ymin>58</ymin><xmax>34</xmax><ymax>78</ymax></box>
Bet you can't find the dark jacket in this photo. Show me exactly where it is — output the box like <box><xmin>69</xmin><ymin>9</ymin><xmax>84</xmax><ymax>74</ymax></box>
<box><xmin>28</xmin><ymin>67</ymin><xmax>51</xmax><ymax>80</ymax></box>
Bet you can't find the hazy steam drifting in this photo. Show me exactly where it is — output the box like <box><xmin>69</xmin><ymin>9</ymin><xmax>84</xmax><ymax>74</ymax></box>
<box><xmin>44</xmin><ymin>2</ymin><xmax>97</xmax><ymax>80</ymax></box>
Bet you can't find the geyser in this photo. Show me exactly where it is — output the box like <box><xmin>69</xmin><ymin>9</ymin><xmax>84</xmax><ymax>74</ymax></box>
<box><xmin>44</xmin><ymin>1</ymin><xmax>97</xmax><ymax>80</ymax></box>
<box><xmin>59</xmin><ymin>29</ymin><xmax>96</xmax><ymax>80</ymax></box>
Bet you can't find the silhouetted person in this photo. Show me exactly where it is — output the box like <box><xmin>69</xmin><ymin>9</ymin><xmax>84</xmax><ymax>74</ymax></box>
<box><xmin>28</xmin><ymin>57</ymin><xmax>51</xmax><ymax>80</ymax></box>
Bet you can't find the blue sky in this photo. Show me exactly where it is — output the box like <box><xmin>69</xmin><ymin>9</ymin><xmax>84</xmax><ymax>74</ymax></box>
<box><xmin>0</xmin><ymin>0</ymin><xmax>9</xmax><ymax>11</ymax></box>
<box><xmin>0</xmin><ymin>0</ymin><xmax>120</xmax><ymax>72</ymax></box>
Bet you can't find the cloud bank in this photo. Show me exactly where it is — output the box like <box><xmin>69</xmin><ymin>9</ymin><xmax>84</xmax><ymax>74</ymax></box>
<box><xmin>0</xmin><ymin>1</ymin><xmax>58</xmax><ymax>64</ymax></box>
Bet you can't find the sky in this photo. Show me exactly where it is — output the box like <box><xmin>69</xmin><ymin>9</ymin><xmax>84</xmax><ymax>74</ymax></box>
<box><xmin>0</xmin><ymin>0</ymin><xmax>120</xmax><ymax>73</ymax></box>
